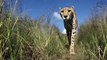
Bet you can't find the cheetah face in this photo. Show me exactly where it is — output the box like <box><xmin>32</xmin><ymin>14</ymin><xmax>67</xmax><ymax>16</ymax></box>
<box><xmin>60</xmin><ymin>6</ymin><xmax>74</xmax><ymax>20</ymax></box>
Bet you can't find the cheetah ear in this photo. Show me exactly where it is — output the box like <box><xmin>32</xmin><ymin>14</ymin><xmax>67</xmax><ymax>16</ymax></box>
<box><xmin>59</xmin><ymin>7</ymin><xmax>62</xmax><ymax>10</ymax></box>
<box><xmin>71</xmin><ymin>6</ymin><xmax>74</xmax><ymax>9</ymax></box>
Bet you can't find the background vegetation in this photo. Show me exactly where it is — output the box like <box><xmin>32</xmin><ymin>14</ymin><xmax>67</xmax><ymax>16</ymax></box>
<box><xmin>0</xmin><ymin>0</ymin><xmax>107</xmax><ymax>60</ymax></box>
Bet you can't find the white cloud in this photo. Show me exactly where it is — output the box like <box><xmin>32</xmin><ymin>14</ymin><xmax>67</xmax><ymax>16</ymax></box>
<box><xmin>53</xmin><ymin>12</ymin><xmax>62</xmax><ymax>20</ymax></box>
<box><xmin>62</xmin><ymin>29</ymin><xmax>66</xmax><ymax>34</ymax></box>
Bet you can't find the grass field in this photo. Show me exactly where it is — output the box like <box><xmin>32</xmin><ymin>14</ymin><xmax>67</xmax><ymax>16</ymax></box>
<box><xmin>0</xmin><ymin>10</ymin><xmax>107</xmax><ymax>60</ymax></box>
<box><xmin>0</xmin><ymin>1</ymin><xmax>107</xmax><ymax>60</ymax></box>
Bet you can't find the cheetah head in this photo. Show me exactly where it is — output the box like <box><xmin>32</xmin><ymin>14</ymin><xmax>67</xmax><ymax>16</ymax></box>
<box><xmin>60</xmin><ymin>6</ymin><xmax>74</xmax><ymax>20</ymax></box>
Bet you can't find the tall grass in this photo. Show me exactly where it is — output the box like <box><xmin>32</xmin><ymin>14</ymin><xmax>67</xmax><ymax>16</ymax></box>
<box><xmin>2</xmin><ymin>12</ymin><xmax>107</xmax><ymax>60</ymax></box>
<box><xmin>77</xmin><ymin>10</ymin><xmax>107</xmax><ymax>60</ymax></box>
<box><xmin>0</xmin><ymin>13</ymin><xmax>71</xmax><ymax>60</ymax></box>
<box><xmin>1</xmin><ymin>7</ymin><xmax>107</xmax><ymax>60</ymax></box>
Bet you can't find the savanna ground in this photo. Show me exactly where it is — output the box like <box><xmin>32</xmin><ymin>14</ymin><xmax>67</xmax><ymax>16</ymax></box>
<box><xmin>0</xmin><ymin>0</ymin><xmax>107</xmax><ymax>60</ymax></box>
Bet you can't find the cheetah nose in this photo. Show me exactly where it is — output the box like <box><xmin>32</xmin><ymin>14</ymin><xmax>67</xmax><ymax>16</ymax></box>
<box><xmin>64</xmin><ymin>15</ymin><xmax>67</xmax><ymax>18</ymax></box>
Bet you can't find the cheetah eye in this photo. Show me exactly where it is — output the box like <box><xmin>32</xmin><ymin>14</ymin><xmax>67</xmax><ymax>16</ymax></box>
<box><xmin>68</xmin><ymin>10</ymin><xmax>71</xmax><ymax>12</ymax></box>
<box><xmin>61</xmin><ymin>11</ymin><xmax>64</xmax><ymax>13</ymax></box>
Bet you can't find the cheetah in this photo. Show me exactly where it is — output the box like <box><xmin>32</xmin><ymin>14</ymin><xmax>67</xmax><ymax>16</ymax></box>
<box><xmin>59</xmin><ymin>6</ymin><xmax>78</xmax><ymax>54</ymax></box>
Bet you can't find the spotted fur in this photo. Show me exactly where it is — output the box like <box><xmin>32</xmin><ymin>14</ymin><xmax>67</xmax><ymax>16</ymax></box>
<box><xmin>60</xmin><ymin>6</ymin><xmax>78</xmax><ymax>54</ymax></box>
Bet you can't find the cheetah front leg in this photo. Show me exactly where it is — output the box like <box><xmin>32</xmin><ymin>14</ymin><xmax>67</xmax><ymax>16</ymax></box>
<box><xmin>70</xmin><ymin>28</ymin><xmax>76</xmax><ymax>54</ymax></box>
<box><xmin>66</xmin><ymin>30</ymin><xmax>71</xmax><ymax>47</ymax></box>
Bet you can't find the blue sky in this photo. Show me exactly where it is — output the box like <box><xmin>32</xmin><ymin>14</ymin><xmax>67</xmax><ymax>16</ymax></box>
<box><xmin>23</xmin><ymin>0</ymin><xmax>97</xmax><ymax>34</ymax></box>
